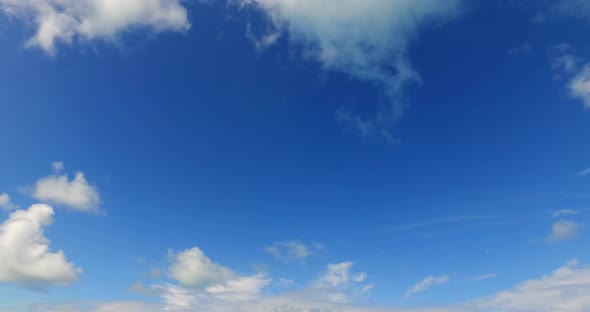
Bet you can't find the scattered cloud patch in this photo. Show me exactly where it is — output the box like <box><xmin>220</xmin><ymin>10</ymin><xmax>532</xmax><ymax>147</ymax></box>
<box><xmin>473</xmin><ymin>273</ymin><xmax>497</xmax><ymax>281</ymax></box>
<box><xmin>0</xmin><ymin>204</ymin><xmax>80</xmax><ymax>288</ymax></box>
<box><xmin>0</xmin><ymin>192</ymin><xmax>18</xmax><ymax>211</ymax></box>
<box><xmin>242</xmin><ymin>0</ymin><xmax>462</xmax><ymax>141</ymax></box>
<box><xmin>51</xmin><ymin>161</ymin><xmax>64</xmax><ymax>173</ymax></box>
<box><xmin>404</xmin><ymin>275</ymin><xmax>451</xmax><ymax>299</ymax></box>
<box><xmin>32</xmin><ymin>169</ymin><xmax>101</xmax><ymax>213</ymax></box>
<box><xmin>548</xmin><ymin>220</ymin><xmax>580</xmax><ymax>242</ymax></box>
<box><xmin>551</xmin><ymin>43</ymin><xmax>590</xmax><ymax>109</ymax></box>
<box><xmin>264</xmin><ymin>241</ymin><xmax>322</xmax><ymax>262</ymax></box>
<box><xmin>579</xmin><ymin>168</ymin><xmax>590</xmax><ymax>176</ymax></box>
<box><xmin>551</xmin><ymin>209</ymin><xmax>580</xmax><ymax>218</ymax></box>
<box><xmin>0</xmin><ymin>0</ymin><xmax>191</xmax><ymax>55</ymax></box>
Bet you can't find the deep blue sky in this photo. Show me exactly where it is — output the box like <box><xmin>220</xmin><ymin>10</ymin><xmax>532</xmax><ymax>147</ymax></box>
<box><xmin>0</xmin><ymin>1</ymin><xmax>590</xmax><ymax>311</ymax></box>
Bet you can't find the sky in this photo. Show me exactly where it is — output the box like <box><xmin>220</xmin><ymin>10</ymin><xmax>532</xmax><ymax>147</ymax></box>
<box><xmin>1</xmin><ymin>0</ymin><xmax>590</xmax><ymax>311</ymax></box>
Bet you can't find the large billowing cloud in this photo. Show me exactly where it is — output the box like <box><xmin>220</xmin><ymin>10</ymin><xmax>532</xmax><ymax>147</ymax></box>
<box><xmin>243</xmin><ymin>0</ymin><xmax>462</xmax><ymax>141</ymax></box>
<box><xmin>0</xmin><ymin>204</ymin><xmax>80</xmax><ymax>288</ymax></box>
<box><xmin>0</xmin><ymin>0</ymin><xmax>190</xmax><ymax>55</ymax></box>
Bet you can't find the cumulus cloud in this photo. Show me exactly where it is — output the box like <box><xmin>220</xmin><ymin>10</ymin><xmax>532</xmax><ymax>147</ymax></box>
<box><xmin>0</xmin><ymin>192</ymin><xmax>18</xmax><ymax>211</ymax></box>
<box><xmin>167</xmin><ymin>247</ymin><xmax>237</xmax><ymax>289</ymax></box>
<box><xmin>0</xmin><ymin>204</ymin><xmax>80</xmax><ymax>288</ymax></box>
<box><xmin>242</xmin><ymin>0</ymin><xmax>462</xmax><ymax>141</ymax></box>
<box><xmin>551</xmin><ymin>44</ymin><xmax>590</xmax><ymax>109</ymax></box>
<box><xmin>404</xmin><ymin>275</ymin><xmax>451</xmax><ymax>299</ymax></box>
<box><xmin>264</xmin><ymin>241</ymin><xmax>322</xmax><ymax>262</ymax></box>
<box><xmin>32</xmin><ymin>170</ymin><xmax>101</xmax><ymax>213</ymax></box>
<box><xmin>548</xmin><ymin>220</ymin><xmax>580</xmax><ymax>242</ymax></box>
<box><xmin>0</xmin><ymin>0</ymin><xmax>190</xmax><ymax>55</ymax></box>
<box><xmin>31</xmin><ymin>260</ymin><xmax>590</xmax><ymax>312</ymax></box>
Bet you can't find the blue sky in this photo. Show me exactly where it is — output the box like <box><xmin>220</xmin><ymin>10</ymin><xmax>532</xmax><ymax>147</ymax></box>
<box><xmin>1</xmin><ymin>1</ymin><xmax>590</xmax><ymax>311</ymax></box>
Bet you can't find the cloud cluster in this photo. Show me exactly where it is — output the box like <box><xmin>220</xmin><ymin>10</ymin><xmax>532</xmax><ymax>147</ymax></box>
<box><xmin>242</xmin><ymin>0</ymin><xmax>462</xmax><ymax>141</ymax></box>
<box><xmin>32</xmin><ymin>171</ymin><xmax>101</xmax><ymax>213</ymax></box>
<box><xmin>0</xmin><ymin>204</ymin><xmax>80</xmax><ymax>288</ymax></box>
<box><xmin>0</xmin><ymin>0</ymin><xmax>190</xmax><ymax>55</ymax></box>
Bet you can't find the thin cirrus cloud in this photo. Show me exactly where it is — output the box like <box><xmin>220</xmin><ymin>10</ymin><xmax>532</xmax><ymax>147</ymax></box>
<box><xmin>0</xmin><ymin>0</ymin><xmax>191</xmax><ymax>55</ymax></box>
<box><xmin>242</xmin><ymin>0</ymin><xmax>463</xmax><ymax>142</ymax></box>
<box><xmin>31</xmin><ymin>165</ymin><xmax>101</xmax><ymax>214</ymax></box>
<box><xmin>404</xmin><ymin>275</ymin><xmax>451</xmax><ymax>299</ymax></box>
<box><xmin>0</xmin><ymin>204</ymin><xmax>81</xmax><ymax>289</ymax></box>
<box><xmin>473</xmin><ymin>273</ymin><xmax>497</xmax><ymax>281</ymax></box>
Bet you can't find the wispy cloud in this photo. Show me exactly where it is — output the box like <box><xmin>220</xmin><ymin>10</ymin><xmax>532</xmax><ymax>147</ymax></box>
<box><xmin>551</xmin><ymin>209</ymin><xmax>580</xmax><ymax>217</ymax></box>
<box><xmin>473</xmin><ymin>273</ymin><xmax>497</xmax><ymax>281</ymax></box>
<box><xmin>404</xmin><ymin>275</ymin><xmax>451</xmax><ymax>299</ymax></box>
<box><xmin>265</xmin><ymin>241</ymin><xmax>323</xmax><ymax>262</ymax></box>
<box><xmin>578</xmin><ymin>168</ymin><xmax>590</xmax><ymax>176</ymax></box>
<box><xmin>388</xmin><ymin>215</ymin><xmax>506</xmax><ymax>232</ymax></box>
<box><xmin>242</xmin><ymin>0</ymin><xmax>463</xmax><ymax>142</ymax></box>
<box><xmin>548</xmin><ymin>220</ymin><xmax>580</xmax><ymax>243</ymax></box>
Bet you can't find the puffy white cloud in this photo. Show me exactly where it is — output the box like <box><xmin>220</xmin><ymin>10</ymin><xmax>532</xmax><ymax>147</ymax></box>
<box><xmin>404</xmin><ymin>275</ymin><xmax>451</xmax><ymax>299</ymax></box>
<box><xmin>167</xmin><ymin>247</ymin><xmax>237</xmax><ymax>289</ymax></box>
<box><xmin>0</xmin><ymin>192</ymin><xmax>18</xmax><ymax>211</ymax></box>
<box><xmin>475</xmin><ymin>259</ymin><xmax>590</xmax><ymax>312</ymax></box>
<box><xmin>32</xmin><ymin>171</ymin><xmax>101</xmax><ymax>213</ymax></box>
<box><xmin>549</xmin><ymin>220</ymin><xmax>580</xmax><ymax>242</ymax></box>
<box><xmin>0</xmin><ymin>0</ymin><xmax>190</xmax><ymax>55</ymax></box>
<box><xmin>0</xmin><ymin>204</ymin><xmax>80</xmax><ymax>288</ymax></box>
<box><xmin>242</xmin><ymin>0</ymin><xmax>462</xmax><ymax>141</ymax></box>
<box><xmin>206</xmin><ymin>274</ymin><xmax>271</xmax><ymax>302</ymax></box>
<box><xmin>264</xmin><ymin>241</ymin><xmax>322</xmax><ymax>262</ymax></box>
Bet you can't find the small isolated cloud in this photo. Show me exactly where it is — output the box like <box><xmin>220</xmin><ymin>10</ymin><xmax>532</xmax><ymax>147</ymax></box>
<box><xmin>0</xmin><ymin>0</ymin><xmax>191</xmax><ymax>55</ymax></box>
<box><xmin>0</xmin><ymin>193</ymin><xmax>18</xmax><ymax>211</ymax></box>
<box><xmin>404</xmin><ymin>275</ymin><xmax>451</xmax><ymax>299</ymax></box>
<box><xmin>551</xmin><ymin>209</ymin><xmax>580</xmax><ymax>217</ymax></box>
<box><xmin>473</xmin><ymin>273</ymin><xmax>497</xmax><ymax>281</ymax></box>
<box><xmin>0</xmin><ymin>204</ymin><xmax>80</xmax><ymax>288</ymax></box>
<box><xmin>551</xmin><ymin>44</ymin><xmax>590</xmax><ymax>109</ymax></box>
<box><xmin>51</xmin><ymin>161</ymin><xmax>64</xmax><ymax>173</ymax></box>
<box><xmin>579</xmin><ymin>168</ymin><xmax>590</xmax><ymax>176</ymax></box>
<box><xmin>265</xmin><ymin>241</ymin><xmax>322</xmax><ymax>262</ymax></box>
<box><xmin>242</xmin><ymin>0</ymin><xmax>462</xmax><ymax>141</ymax></box>
<box><xmin>32</xmin><ymin>168</ymin><xmax>101</xmax><ymax>213</ymax></box>
<box><xmin>548</xmin><ymin>220</ymin><xmax>580</xmax><ymax>242</ymax></box>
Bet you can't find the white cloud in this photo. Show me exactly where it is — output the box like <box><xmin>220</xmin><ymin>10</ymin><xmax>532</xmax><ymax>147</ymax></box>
<box><xmin>549</xmin><ymin>220</ymin><xmax>580</xmax><ymax>242</ymax></box>
<box><xmin>264</xmin><ymin>241</ymin><xmax>322</xmax><ymax>262</ymax></box>
<box><xmin>475</xmin><ymin>259</ymin><xmax>590</xmax><ymax>312</ymax></box>
<box><xmin>473</xmin><ymin>273</ymin><xmax>497</xmax><ymax>281</ymax></box>
<box><xmin>0</xmin><ymin>204</ymin><xmax>80</xmax><ymax>288</ymax></box>
<box><xmin>242</xmin><ymin>0</ymin><xmax>462</xmax><ymax>141</ymax></box>
<box><xmin>32</xmin><ymin>171</ymin><xmax>101</xmax><ymax>213</ymax></box>
<box><xmin>167</xmin><ymin>247</ymin><xmax>237</xmax><ymax>289</ymax></box>
<box><xmin>404</xmin><ymin>275</ymin><xmax>451</xmax><ymax>299</ymax></box>
<box><xmin>30</xmin><ymin>260</ymin><xmax>590</xmax><ymax>312</ymax></box>
<box><xmin>579</xmin><ymin>168</ymin><xmax>590</xmax><ymax>176</ymax></box>
<box><xmin>206</xmin><ymin>274</ymin><xmax>271</xmax><ymax>302</ymax></box>
<box><xmin>0</xmin><ymin>0</ymin><xmax>190</xmax><ymax>55</ymax></box>
<box><xmin>0</xmin><ymin>192</ymin><xmax>18</xmax><ymax>211</ymax></box>
<box><xmin>569</xmin><ymin>65</ymin><xmax>590</xmax><ymax>108</ymax></box>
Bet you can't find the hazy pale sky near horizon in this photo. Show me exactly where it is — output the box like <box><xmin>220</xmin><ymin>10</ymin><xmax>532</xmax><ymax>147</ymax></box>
<box><xmin>1</xmin><ymin>1</ymin><xmax>590</xmax><ymax>311</ymax></box>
